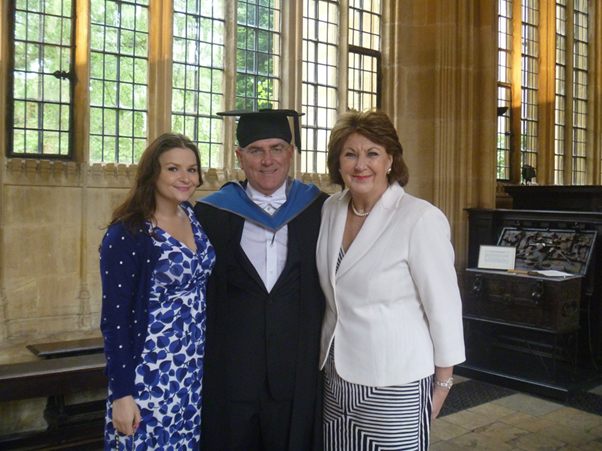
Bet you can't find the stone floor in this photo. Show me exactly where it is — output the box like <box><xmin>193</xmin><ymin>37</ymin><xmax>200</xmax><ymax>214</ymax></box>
<box><xmin>432</xmin><ymin>377</ymin><xmax>602</xmax><ymax>450</ymax></box>
<box><xmin>45</xmin><ymin>381</ymin><xmax>602</xmax><ymax>450</ymax></box>
<box><xmin>59</xmin><ymin>377</ymin><xmax>602</xmax><ymax>450</ymax></box>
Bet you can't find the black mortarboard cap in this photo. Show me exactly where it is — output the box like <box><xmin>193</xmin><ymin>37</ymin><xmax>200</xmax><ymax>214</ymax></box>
<box><xmin>217</xmin><ymin>109</ymin><xmax>303</xmax><ymax>153</ymax></box>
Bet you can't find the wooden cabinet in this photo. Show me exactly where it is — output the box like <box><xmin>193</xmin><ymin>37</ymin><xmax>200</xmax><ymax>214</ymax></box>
<box><xmin>460</xmin><ymin>205</ymin><xmax>602</xmax><ymax>398</ymax></box>
<box><xmin>465</xmin><ymin>269</ymin><xmax>581</xmax><ymax>333</ymax></box>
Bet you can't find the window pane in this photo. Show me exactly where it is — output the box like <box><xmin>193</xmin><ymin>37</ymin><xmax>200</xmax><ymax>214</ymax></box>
<box><xmin>497</xmin><ymin>0</ymin><xmax>513</xmax><ymax>179</ymax></box>
<box><xmin>573</xmin><ymin>2</ymin><xmax>588</xmax><ymax>185</ymax></box>
<box><xmin>348</xmin><ymin>0</ymin><xmax>381</xmax><ymax>111</ymax></box>
<box><xmin>236</xmin><ymin>0</ymin><xmax>280</xmax><ymax>113</ymax></box>
<box><xmin>348</xmin><ymin>52</ymin><xmax>379</xmax><ymax>111</ymax></box>
<box><xmin>554</xmin><ymin>0</ymin><xmax>567</xmax><ymax>184</ymax></box>
<box><xmin>89</xmin><ymin>0</ymin><xmax>149</xmax><ymax>163</ymax></box>
<box><xmin>497</xmin><ymin>86</ymin><xmax>511</xmax><ymax>180</ymax></box>
<box><xmin>521</xmin><ymin>0</ymin><xmax>539</xmax><ymax>182</ymax></box>
<box><xmin>349</xmin><ymin>0</ymin><xmax>380</xmax><ymax>50</ymax></box>
<box><xmin>172</xmin><ymin>1</ymin><xmax>225</xmax><ymax>168</ymax></box>
<box><xmin>302</xmin><ymin>0</ymin><xmax>339</xmax><ymax>173</ymax></box>
<box><xmin>10</xmin><ymin>0</ymin><xmax>74</xmax><ymax>156</ymax></box>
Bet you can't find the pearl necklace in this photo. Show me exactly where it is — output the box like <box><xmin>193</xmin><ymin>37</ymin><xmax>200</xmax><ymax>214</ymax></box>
<box><xmin>351</xmin><ymin>201</ymin><xmax>370</xmax><ymax>217</ymax></box>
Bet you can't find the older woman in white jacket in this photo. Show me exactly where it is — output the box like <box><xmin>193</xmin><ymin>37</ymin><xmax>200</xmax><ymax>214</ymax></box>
<box><xmin>317</xmin><ymin>110</ymin><xmax>465</xmax><ymax>450</ymax></box>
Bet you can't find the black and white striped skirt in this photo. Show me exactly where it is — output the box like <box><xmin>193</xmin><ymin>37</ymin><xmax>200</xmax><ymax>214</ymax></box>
<box><xmin>323</xmin><ymin>347</ymin><xmax>433</xmax><ymax>450</ymax></box>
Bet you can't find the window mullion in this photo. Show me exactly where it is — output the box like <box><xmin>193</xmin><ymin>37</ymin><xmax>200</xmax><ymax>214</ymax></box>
<box><xmin>0</xmin><ymin>1</ymin><xmax>8</xmax><ymax>158</ymax></box>
<box><xmin>338</xmin><ymin>0</ymin><xmax>349</xmax><ymax>114</ymax></box>
<box><xmin>571</xmin><ymin>0</ymin><xmax>589</xmax><ymax>185</ymax></box>
<box><xmin>221</xmin><ymin>0</ymin><xmax>242</xmax><ymax>171</ymax></box>
<box><xmin>73</xmin><ymin>0</ymin><xmax>91</xmax><ymax>163</ymax></box>
<box><xmin>510</xmin><ymin>0</ymin><xmax>523</xmax><ymax>184</ymax></box>
<box><xmin>565</xmin><ymin>0</ymin><xmax>575</xmax><ymax>183</ymax></box>
<box><xmin>147</xmin><ymin>0</ymin><xmax>173</xmax><ymax>142</ymax></box>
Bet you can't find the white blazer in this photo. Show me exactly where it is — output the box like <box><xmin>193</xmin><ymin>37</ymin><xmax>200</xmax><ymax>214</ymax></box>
<box><xmin>317</xmin><ymin>183</ymin><xmax>465</xmax><ymax>387</ymax></box>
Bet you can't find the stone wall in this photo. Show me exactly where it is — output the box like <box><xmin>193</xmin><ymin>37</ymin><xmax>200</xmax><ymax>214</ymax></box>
<box><xmin>0</xmin><ymin>158</ymin><xmax>333</xmax><ymax>436</ymax></box>
<box><xmin>0</xmin><ymin>159</ymin><xmax>335</xmax><ymax>350</ymax></box>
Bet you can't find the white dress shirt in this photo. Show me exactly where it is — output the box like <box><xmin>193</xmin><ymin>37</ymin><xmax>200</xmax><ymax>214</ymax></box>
<box><xmin>241</xmin><ymin>183</ymin><xmax>288</xmax><ymax>292</ymax></box>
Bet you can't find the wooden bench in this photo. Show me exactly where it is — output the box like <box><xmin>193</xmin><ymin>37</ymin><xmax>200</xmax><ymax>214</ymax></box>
<box><xmin>0</xmin><ymin>353</ymin><xmax>107</xmax><ymax>402</ymax></box>
<box><xmin>0</xmin><ymin>348</ymin><xmax>107</xmax><ymax>450</ymax></box>
<box><xmin>26</xmin><ymin>337</ymin><xmax>104</xmax><ymax>359</ymax></box>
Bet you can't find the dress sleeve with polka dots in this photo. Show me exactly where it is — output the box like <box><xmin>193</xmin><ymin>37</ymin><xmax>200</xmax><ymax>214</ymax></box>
<box><xmin>99</xmin><ymin>223</ymin><xmax>148</xmax><ymax>400</ymax></box>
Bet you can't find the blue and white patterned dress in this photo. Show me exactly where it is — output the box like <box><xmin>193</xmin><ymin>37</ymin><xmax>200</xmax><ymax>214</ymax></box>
<box><xmin>105</xmin><ymin>203</ymin><xmax>215</xmax><ymax>450</ymax></box>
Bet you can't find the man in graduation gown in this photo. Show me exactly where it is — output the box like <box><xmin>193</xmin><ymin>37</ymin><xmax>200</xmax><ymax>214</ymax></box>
<box><xmin>194</xmin><ymin>109</ymin><xmax>327</xmax><ymax>450</ymax></box>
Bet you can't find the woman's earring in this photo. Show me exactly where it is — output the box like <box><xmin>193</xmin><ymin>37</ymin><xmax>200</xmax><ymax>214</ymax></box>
<box><xmin>387</xmin><ymin>167</ymin><xmax>392</xmax><ymax>174</ymax></box>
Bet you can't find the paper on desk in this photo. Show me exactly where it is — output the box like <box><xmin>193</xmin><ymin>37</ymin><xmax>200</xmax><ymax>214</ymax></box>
<box><xmin>534</xmin><ymin>269</ymin><xmax>573</xmax><ymax>277</ymax></box>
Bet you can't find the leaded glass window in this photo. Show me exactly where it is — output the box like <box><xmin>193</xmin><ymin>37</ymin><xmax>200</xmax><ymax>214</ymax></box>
<box><xmin>236</xmin><ymin>0</ymin><xmax>280</xmax><ymax>112</ymax></box>
<box><xmin>89</xmin><ymin>0</ymin><xmax>149</xmax><ymax>163</ymax></box>
<box><xmin>521</xmin><ymin>0</ymin><xmax>539</xmax><ymax>180</ymax></box>
<box><xmin>572</xmin><ymin>0</ymin><xmax>588</xmax><ymax>185</ymax></box>
<box><xmin>9</xmin><ymin>0</ymin><xmax>74</xmax><ymax>157</ymax></box>
<box><xmin>497</xmin><ymin>0</ymin><xmax>512</xmax><ymax>180</ymax></box>
<box><xmin>302</xmin><ymin>0</ymin><xmax>338</xmax><ymax>173</ymax></box>
<box><xmin>348</xmin><ymin>0</ymin><xmax>381</xmax><ymax>110</ymax></box>
<box><xmin>554</xmin><ymin>0</ymin><xmax>567</xmax><ymax>184</ymax></box>
<box><xmin>172</xmin><ymin>0</ymin><xmax>225</xmax><ymax>168</ymax></box>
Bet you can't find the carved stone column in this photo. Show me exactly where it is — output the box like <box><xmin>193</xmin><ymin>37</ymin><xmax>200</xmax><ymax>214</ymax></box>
<box><xmin>78</xmin><ymin>163</ymin><xmax>91</xmax><ymax>330</ymax></box>
<box><xmin>383</xmin><ymin>0</ymin><xmax>498</xmax><ymax>268</ymax></box>
<box><xmin>434</xmin><ymin>1</ymin><xmax>498</xmax><ymax>265</ymax></box>
<box><xmin>147</xmin><ymin>0</ymin><xmax>174</xmax><ymax>141</ymax></box>
<box><xmin>0</xmin><ymin>0</ymin><xmax>9</xmax><ymax>340</ymax></box>
<box><xmin>0</xmin><ymin>155</ymin><xmax>7</xmax><ymax>340</ymax></box>
<box><xmin>591</xmin><ymin>1</ymin><xmax>602</xmax><ymax>184</ymax></box>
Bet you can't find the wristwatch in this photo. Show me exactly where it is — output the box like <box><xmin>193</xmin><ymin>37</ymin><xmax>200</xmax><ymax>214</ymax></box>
<box><xmin>434</xmin><ymin>377</ymin><xmax>454</xmax><ymax>389</ymax></box>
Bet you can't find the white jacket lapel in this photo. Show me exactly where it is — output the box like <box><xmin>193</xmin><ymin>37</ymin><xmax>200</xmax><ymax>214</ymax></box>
<box><xmin>336</xmin><ymin>184</ymin><xmax>405</xmax><ymax>279</ymax></box>
<box><xmin>325</xmin><ymin>191</ymin><xmax>350</xmax><ymax>284</ymax></box>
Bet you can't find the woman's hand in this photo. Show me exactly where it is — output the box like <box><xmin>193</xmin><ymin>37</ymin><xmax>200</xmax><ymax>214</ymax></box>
<box><xmin>431</xmin><ymin>385</ymin><xmax>450</xmax><ymax>420</ymax></box>
<box><xmin>112</xmin><ymin>395</ymin><xmax>141</xmax><ymax>436</ymax></box>
<box><xmin>431</xmin><ymin>366</ymin><xmax>454</xmax><ymax>420</ymax></box>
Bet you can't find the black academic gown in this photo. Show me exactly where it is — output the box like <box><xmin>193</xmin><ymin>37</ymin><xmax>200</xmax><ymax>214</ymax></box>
<box><xmin>195</xmin><ymin>184</ymin><xmax>327</xmax><ymax>451</ymax></box>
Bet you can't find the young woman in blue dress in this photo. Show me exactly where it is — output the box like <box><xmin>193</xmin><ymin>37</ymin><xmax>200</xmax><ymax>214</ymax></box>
<box><xmin>100</xmin><ymin>133</ymin><xmax>215</xmax><ymax>450</ymax></box>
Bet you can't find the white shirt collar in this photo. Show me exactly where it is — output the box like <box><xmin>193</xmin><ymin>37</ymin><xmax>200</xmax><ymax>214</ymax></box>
<box><xmin>246</xmin><ymin>182</ymin><xmax>287</xmax><ymax>212</ymax></box>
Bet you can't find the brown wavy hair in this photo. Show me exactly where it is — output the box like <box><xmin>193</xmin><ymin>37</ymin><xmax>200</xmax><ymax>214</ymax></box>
<box><xmin>327</xmin><ymin>109</ymin><xmax>409</xmax><ymax>189</ymax></box>
<box><xmin>109</xmin><ymin>133</ymin><xmax>203</xmax><ymax>233</ymax></box>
